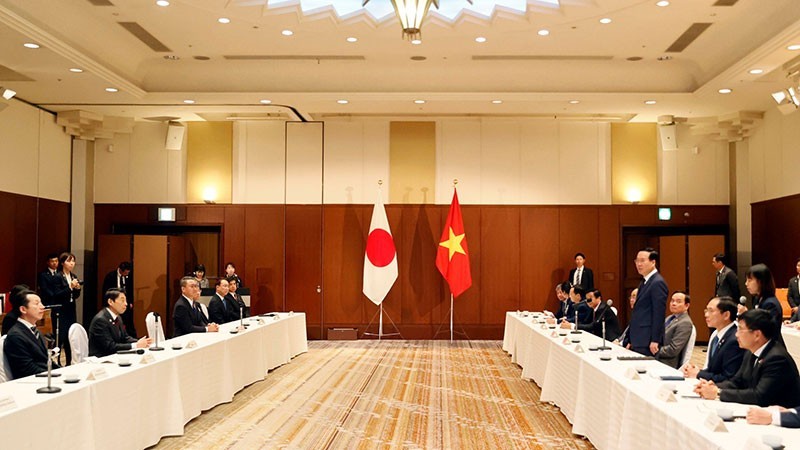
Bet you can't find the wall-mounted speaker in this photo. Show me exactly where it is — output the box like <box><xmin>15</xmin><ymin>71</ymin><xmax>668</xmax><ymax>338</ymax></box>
<box><xmin>658</xmin><ymin>123</ymin><xmax>678</xmax><ymax>151</ymax></box>
<box><xmin>165</xmin><ymin>122</ymin><xmax>185</xmax><ymax>150</ymax></box>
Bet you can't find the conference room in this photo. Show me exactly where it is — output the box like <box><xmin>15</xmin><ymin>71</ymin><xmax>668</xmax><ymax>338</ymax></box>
<box><xmin>1</xmin><ymin>0</ymin><xmax>800</xmax><ymax>448</ymax></box>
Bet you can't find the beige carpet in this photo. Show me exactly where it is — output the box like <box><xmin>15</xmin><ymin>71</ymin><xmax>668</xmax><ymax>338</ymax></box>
<box><xmin>152</xmin><ymin>340</ymin><xmax>595</xmax><ymax>450</ymax></box>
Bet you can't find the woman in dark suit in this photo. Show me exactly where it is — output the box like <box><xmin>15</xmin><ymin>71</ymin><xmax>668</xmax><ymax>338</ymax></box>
<box><xmin>49</xmin><ymin>252</ymin><xmax>81</xmax><ymax>365</ymax></box>
<box><xmin>742</xmin><ymin>263</ymin><xmax>783</xmax><ymax>338</ymax></box>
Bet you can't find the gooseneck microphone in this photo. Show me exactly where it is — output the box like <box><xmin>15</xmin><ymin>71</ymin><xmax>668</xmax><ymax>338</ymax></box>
<box><xmin>117</xmin><ymin>349</ymin><xmax>145</xmax><ymax>355</ymax></box>
<box><xmin>150</xmin><ymin>312</ymin><xmax>164</xmax><ymax>351</ymax></box>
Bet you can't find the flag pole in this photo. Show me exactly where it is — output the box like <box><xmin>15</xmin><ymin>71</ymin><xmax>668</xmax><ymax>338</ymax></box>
<box><xmin>450</xmin><ymin>293</ymin><xmax>454</xmax><ymax>341</ymax></box>
<box><xmin>379</xmin><ymin>303</ymin><xmax>384</xmax><ymax>341</ymax></box>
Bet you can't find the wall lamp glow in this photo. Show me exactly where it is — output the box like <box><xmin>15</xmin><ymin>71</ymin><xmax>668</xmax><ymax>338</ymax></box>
<box><xmin>627</xmin><ymin>188</ymin><xmax>642</xmax><ymax>204</ymax></box>
<box><xmin>202</xmin><ymin>187</ymin><xmax>217</xmax><ymax>204</ymax></box>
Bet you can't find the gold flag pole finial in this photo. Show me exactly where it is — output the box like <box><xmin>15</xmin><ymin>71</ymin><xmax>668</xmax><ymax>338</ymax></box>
<box><xmin>453</xmin><ymin>178</ymin><xmax>458</xmax><ymax>187</ymax></box>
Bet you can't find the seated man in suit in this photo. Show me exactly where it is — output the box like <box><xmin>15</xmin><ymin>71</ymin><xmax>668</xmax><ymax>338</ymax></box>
<box><xmin>746</xmin><ymin>404</ymin><xmax>800</xmax><ymax>428</ymax></box>
<box><xmin>3</xmin><ymin>289</ymin><xmax>59</xmax><ymax>379</ymax></box>
<box><xmin>226</xmin><ymin>278</ymin><xmax>248</xmax><ymax>319</ymax></box>
<box><xmin>570</xmin><ymin>289</ymin><xmax>621</xmax><ymax>341</ymax></box>
<box><xmin>656</xmin><ymin>291</ymin><xmax>694</xmax><ymax>369</ymax></box>
<box><xmin>547</xmin><ymin>282</ymin><xmax>573</xmax><ymax>324</ymax></box>
<box><xmin>564</xmin><ymin>285</ymin><xmax>592</xmax><ymax>325</ymax></box>
<box><xmin>682</xmin><ymin>297</ymin><xmax>744</xmax><ymax>382</ymax></box>
<box><xmin>88</xmin><ymin>288</ymin><xmax>152</xmax><ymax>357</ymax></box>
<box><xmin>208</xmin><ymin>278</ymin><xmax>237</xmax><ymax>324</ymax></box>
<box><xmin>614</xmin><ymin>288</ymin><xmax>638</xmax><ymax>345</ymax></box>
<box><xmin>695</xmin><ymin>309</ymin><xmax>800</xmax><ymax>407</ymax></box>
<box><xmin>173</xmin><ymin>276</ymin><xmax>219</xmax><ymax>337</ymax></box>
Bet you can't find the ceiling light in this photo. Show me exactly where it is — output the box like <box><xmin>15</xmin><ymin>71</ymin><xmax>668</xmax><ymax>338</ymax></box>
<box><xmin>69</xmin><ymin>68</ymin><xmax>84</xmax><ymax>73</ymax></box>
<box><xmin>749</xmin><ymin>69</ymin><xmax>763</xmax><ymax>75</ymax></box>
<box><xmin>1</xmin><ymin>87</ymin><xmax>17</xmax><ymax>100</ymax></box>
<box><xmin>337</xmin><ymin>100</ymin><xmax>349</xmax><ymax>104</ymax></box>
<box><xmin>218</xmin><ymin>17</ymin><xmax>231</xmax><ymax>24</ymax></box>
<box><xmin>23</xmin><ymin>42</ymin><xmax>40</xmax><ymax>49</ymax></box>
<box><xmin>569</xmin><ymin>100</ymin><xmax>580</xmax><ymax>104</ymax></box>
<box><xmin>718</xmin><ymin>88</ymin><xmax>732</xmax><ymax>94</ymax></box>
<box><xmin>537</xmin><ymin>29</ymin><xmax>550</xmax><ymax>36</ymax></box>
<box><xmin>105</xmin><ymin>87</ymin><xmax>118</xmax><ymax>93</ymax></box>
<box><xmin>361</xmin><ymin>0</ymin><xmax>438</xmax><ymax>41</ymax></box>
<box><xmin>260</xmin><ymin>99</ymin><xmax>272</xmax><ymax>104</ymax></box>
<box><xmin>183</xmin><ymin>99</ymin><xmax>195</xmax><ymax>104</ymax></box>
<box><xmin>644</xmin><ymin>100</ymin><xmax>657</xmax><ymax>105</ymax></box>
<box><xmin>346</xmin><ymin>37</ymin><xmax>358</xmax><ymax>43</ymax></box>
<box><xmin>411</xmin><ymin>39</ymin><xmax>422</xmax><ymax>45</ymax></box>
<box><xmin>656</xmin><ymin>1</ymin><xmax>670</xmax><ymax>6</ymax></box>
<box><xmin>475</xmin><ymin>37</ymin><xmax>487</xmax><ymax>43</ymax></box>
<box><xmin>599</xmin><ymin>18</ymin><xmax>612</xmax><ymax>24</ymax></box>
<box><xmin>156</xmin><ymin>0</ymin><xmax>170</xmax><ymax>6</ymax></box>
<box><xmin>491</xmin><ymin>100</ymin><xmax>503</xmax><ymax>104</ymax></box>
<box><xmin>789</xmin><ymin>87</ymin><xmax>800</xmax><ymax>106</ymax></box>
<box><xmin>788</xmin><ymin>44</ymin><xmax>800</xmax><ymax>51</ymax></box>
<box><xmin>414</xmin><ymin>100</ymin><xmax>426</xmax><ymax>104</ymax></box>
<box><xmin>772</xmin><ymin>91</ymin><xmax>788</xmax><ymax>104</ymax></box>
<box><xmin>281</xmin><ymin>29</ymin><xmax>293</xmax><ymax>36</ymax></box>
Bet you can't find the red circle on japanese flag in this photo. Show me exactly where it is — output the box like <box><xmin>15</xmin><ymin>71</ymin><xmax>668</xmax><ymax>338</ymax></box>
<box><xmin>366</xmin><ymin>229</ymin><xmax>396</xmax><ymax>267</ymax></box>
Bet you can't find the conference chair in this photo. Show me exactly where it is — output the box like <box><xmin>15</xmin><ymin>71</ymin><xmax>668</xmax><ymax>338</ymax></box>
<box><xmin>0</xmin><ymin>335</ymin><xmax>11</xmax><ymax>382</ymax></box>
<box><xmin>680</xmin><ymin>325</ymin><xmax>697</xmax><ymax>368</ymax></box>
<box><xmin>145</xmin><ymin>312</ymin><xmax>165</xmax><ymax>343</ymax></box>
<box><xmin>68</xmin><ymin>323</ymin><xmax>89</xmax><ymax>364</ymax></box>
<box><xmin>200</xmin><ymin>303</ymin><xmax>210</xmax><ymax>321</ymax></box>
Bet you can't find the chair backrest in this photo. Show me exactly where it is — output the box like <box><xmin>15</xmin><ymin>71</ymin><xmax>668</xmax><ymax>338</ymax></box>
<box><xmin>199</xmin><ymin>303</ymin><xmax>209</xmax><ymax>321</ymax></box>
<box><xmin>776</xmin><ymin>288</ymin><xmax>791</xmax><ymax>319</ymax></box>
<box><xmin>681</xmin><ymin>325</ymin><xmax>697</xmax><ymax>368</ymax></box>
<box><xmin>610</xmin><ymin>306</ymin><xmax>618</xmax><ymax>316</ymax></box>
<box><xmin>0</xmin><ymin>335</ymin><xmax>11</xmax><ymax>383</ymax></box>
<box><xmin>68</xmin><ymin>323</ymin><xmax>89</xmax><ymax>364</ymax></box>
<box><xmin>145</xmin><ymin>312</ymin><xmax>166</xmax><ymax>343</ymax></box>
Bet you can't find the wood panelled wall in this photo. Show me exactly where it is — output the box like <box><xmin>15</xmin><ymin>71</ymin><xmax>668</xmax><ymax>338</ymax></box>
<box><xmin>752</xmin><ymin>193</ymin><xmax>800</xmax><ymax>287</ymax></box>
<box><xmin>0</xmin><ymin>191</ymin><xmax>70</xmax><ymax>297</ymax></box>
<box><xmin>94</xmin><ymin>203</ymin><xmax>728</xmax><ymax>339</ymax></box>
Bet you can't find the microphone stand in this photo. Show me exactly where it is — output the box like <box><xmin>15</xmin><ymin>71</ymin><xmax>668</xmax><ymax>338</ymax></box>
<box><xmin>595</xmin><ymin>301</ymin><xmax>613</xmax><ymax>351</ymax></box>
<box><xmin>150</xmin><ymin>312</ymin><xmax>164</xmax><ymax>351</ymax></box>
<box><xmin>36</xmin><ymin>349</ymin><xmax>61</xmax><ymax>394</ymax></box>
<box><xmin>571</xmin><ymin>300</ymin><xmax>586</xmax><ymax>334</ymax></box>
<box><xmin>239</xmin><ymin>305</ymin><xmax>244</xmax><ymax>330</ymax></box>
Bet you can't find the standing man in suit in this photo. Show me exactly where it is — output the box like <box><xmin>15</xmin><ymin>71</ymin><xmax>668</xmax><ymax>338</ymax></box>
<box><xmin>656</xmin><ymin>292</ymin><xmax>694</xmax><ymax>369</ymax></box>
<box><xmin>787</xmin><ymin>257</ymin><xmax>800</xmax><ymax>316</ymax></box>
<box><xmin>712</xmin><ymin>253</ymin><xmax>740</xmax><ymax>300</ymax></box>
<box><xmin>88</xmin><ymin>288</ymin><xmax>151</xmax><ymax>357</ymax></box>
<box><xmin>575</xmin><ymin>289</ymin><xmax>621</xmax><ymax>341</ymax></box>
<box><xmin>3</xmin><ymin>289</ymin><xmax>59</xmax><ymax>379</ymax></box>
<box><xmin>624</xmin><ymin>248</ymin><xmax>669</xmax><ymax>356</ymax></box>
<box><xmin>207</xmin><ymin>278</ymin><xmax>235</xmax><ymax>324</ymax></box>
<box><xmin>37</xmin><ymin>253</ymin><xmax>60</xmax><ymax>305</ymax></box>
<box><xmin>101</xmin><ymin>261</ymin><xmax>136</xmax><ymax>338</ymax></box>
<box><xmin>683</xmin><ymin>297</ymin><xmax>745</xmax><ymax>382</ymax></box>
<box><xmin>568</xmin><ymin>253</ymin><xmax>594</xmax><ymax>292</ymax></box>
<box><xmin>695</xmin><ymin>309</ymin><xmax>800</xmax><ymax>407</ymax></box>
<box><xmin>173</xmin><ymin>276</ymin><xmax>219</xmax><ymax>337</ymax></box>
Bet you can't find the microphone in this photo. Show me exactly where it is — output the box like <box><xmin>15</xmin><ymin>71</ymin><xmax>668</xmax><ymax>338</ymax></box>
<box><xmin>117</xmin><ymin>349</ymin><xmax>145</xmax><ymax>355</ymax></box>
<box><xmin>739</xmin><ymin>296</ymin><xmax>747</xmax><ymax>305</ymax></box>
<box><xmin>150</xmin><ymin>312</ymin><xmax>164</xmax><ymax>351</ymax></box>
<box><xmin>594</xmin><ymin>299</ymin><xmax>615</xmax><ymax>351</ymax></box>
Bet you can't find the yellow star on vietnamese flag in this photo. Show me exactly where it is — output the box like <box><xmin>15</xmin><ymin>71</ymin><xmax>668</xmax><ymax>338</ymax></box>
<box><xmin>439</xmin><ymin>227</ymin><xmax>466</xmax><ymax>261</ymax></box>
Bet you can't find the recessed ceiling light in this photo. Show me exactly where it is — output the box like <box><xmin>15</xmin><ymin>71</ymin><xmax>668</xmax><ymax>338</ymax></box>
<box><xmin>657</xmin><ymin>55</ymin><xmax>672</xmax><ymax>61</ymax></box>
<box><xmin>718</xmin><ymin>88</ymin><xmax>732</xmax><ymax>94</ymax></box>
<box><xmin>599</xmin><ymin>18</ymin><xmax>612</xmax><ymax>24</ymax></box>
<box><xmin>644</xmin><ymin>100</ymin><xmax>657</xmax><ymax>105</ymax></box>
<box><xmin>155</xmin><ymin>0</ymin><xmax>170</xmax><ymax>6</ymax></box>
<box><xmin>569</xmin><ymin>100</ymin><xmax>580</xmax><ymax>104</ymax></box>
<box><xmin>337</xmin><ymin>99</ymin><xmax>349</xmax><ymax>104</ymax></box>
<box><xmin>475</xmin><ymin>36</ymin><xmax>487</xmax><ymax>43</ymax></box>
<box><xmin>218</xmin><ymin>17</ymin><xmax>231</xmax><ymax>24</ymax></box>
<box><xmin>537</xmin><ymin>29</ymin><xmax>550</xmax><ymax>36</ymax></box>
<box><xmin>491</xmin><ymin>100</ymin><xmax>503</xmax><ymax>104</ymax></box>
<box><xmin>656</xmin><ymin>0</ymin><xmax>670</xmax><ymax>6</ymax></box>
<box><xmin>281</xmin><ymin>29</ymin><xmax>293</xmax><ymax>36</ymax></box>
<box><xmin>411</xmin><ymin>39</ymin><xmax>422</xmax><ymax>45</ymax></box>
<box><xmin>105</xmin><ymin>87</ymin><xmax>118</xmax><ymax>93</ymax></box>
<box><xmin>69</xmin><ymin>68</ymin><xmax>84</xmax><ymax>73</ymax></box>
<box><xmin>788</xmin><ymin>44</ymin><xmax>800</xmax><ymax>51</ymax></box>
<box><xmin>414</xmin><ymin>100</ymin><xmax>426</xmax><ymax>104</ymax></box>
<box><xmin>260</xmin><ymin>99</ymin><xmax>272</xmax><ymax>104</ymax></box>
<box><xmin>183</xmin><ymin>99</ymin><xmax>195</xmax><ymax>104</ymax></box>
<box><xmin>749</xmin><ymin>68</ymin><xmax>764</xmax><ymax>75</ymax></box>
<box><xmin>23</xmin><ymin>42</ymin><xmax>40</xmax><ymax>49</ymax></box>
<box><xmin>346</xmin><ymin>37</ymin><xmax>358</xmax><ymax>43</ymax></box>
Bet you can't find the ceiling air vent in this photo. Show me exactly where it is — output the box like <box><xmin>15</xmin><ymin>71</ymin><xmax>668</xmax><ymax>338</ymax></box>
<box><xmin>223</xmin><ymin>55</ymin><xmax>365</xmax><ymax>61</ymax></box>
<box><xmin>472</xmin><ymin>55</ymin><xmax>613</xmax><ymax>61</ymax></box>
<box><xmin>666</xmin><ymin>23</ymin><xmax>712</xmax><ymax>53</ymax></box>
<box><xmin>118</xmin><ymin>22</ymin><xmax>171</xmax><ymax>52</ymax></box>
<box><xmin>713</xmin><ymin>0</ymin><xmax>739</xmax><ymax>6</ymax></box>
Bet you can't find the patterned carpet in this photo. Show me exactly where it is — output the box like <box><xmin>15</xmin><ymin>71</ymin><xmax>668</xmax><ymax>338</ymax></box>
<box><xmin>152</xmin><ymin>340</ymin><xmax>594</xmax><ymax>450</ymax></box>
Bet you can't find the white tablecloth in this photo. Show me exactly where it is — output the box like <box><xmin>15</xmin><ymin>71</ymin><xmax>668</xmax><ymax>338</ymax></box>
<box><xmin>0</xmin><ymin>312</ymin><xmax>308</xmax><ymax>450</ymax></box>
<box><xmin>504</xmin><ymin>312</ymin><xmax>800</xmax><ymax>450</ymax></box>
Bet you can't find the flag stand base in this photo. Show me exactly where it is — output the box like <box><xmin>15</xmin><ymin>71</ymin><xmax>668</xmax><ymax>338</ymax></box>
<box><xmin>362</xmin><ymin>304</ymin><xmax>403</xmax><ymax>340</ymax></box>
<box><xmin>433</xmin><ymin>294</ymin><xmax>470</xmax><ymax>341</ymax></box>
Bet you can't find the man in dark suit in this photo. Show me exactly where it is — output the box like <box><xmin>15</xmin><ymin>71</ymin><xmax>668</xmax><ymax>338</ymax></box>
<box><xmin>551</xmin><ymin>281</ymin><xmax>574</xmax><ymax>322</ymax></box>
<box><xmin>173</xmin><ymin>276</ymin><xmax>219</xmax><ymax>337</ymax></box>
<box><xmin>3</xmin><ymin>289</ymin><xmax>59</xmax><ymax>379</ymax></box>
<box><xmin>36</xmin><ymin>253</ymin><xmax>61</xmax><ymax>308</ymax></box>
<box><xmin>207</xmin><ymin>278</ymin><xmax>236</xmax><ymax>324</ymax></box>
<box><xmin>575</xmin><ymin>289</ymin><xmax>620</xmax><ymax>341</ymax></box>
<box><xmin>695</xmin><ymin>309</ymin><xmax>800</xmax><ymax>407</ymax></box>
<box><xmin>564</xmin><ymin>285</ymin><xmax>592</xmax><ymax>325</ymax></box>
<box><xmin>656</xmin><ymin>291</ymin><xmax>694</xmax><ymax>369</ymax></box>
<box><xmin>787</xmin><ymin>257</ymin><xmax>800</xmax><ymax>316</ymax></box>
<box><xmin>101</xmin><ymin>261</ymin><xmax>136</xmax><ymax>338</ymax></box>
<box><xmin>88</xmin><ymin>288</ymin><xmax>151</xmax><ymax>357</ymax></box>
<box><xmin>568</xmin><ymin>252</ymin><xmax>594</xmax><ymax>292</ymax></box>
<box><xmin>712</xmin><ymin>253</ymin><xmax>740</xmax><ymax>300</ymax></box>
<box><xmin>683</xmin><ymin>297</ymin><xmax>745</xmax><ymax>382</ymax></box>
<box><xmin>623</xmin><ymin>248</ymin><xmax>669</xmax><ymax>356</ymax></box>
<box><xmin>226</xmin><ymin>278</ymin><xmax>248</xmax><ymax>319</ymax></box>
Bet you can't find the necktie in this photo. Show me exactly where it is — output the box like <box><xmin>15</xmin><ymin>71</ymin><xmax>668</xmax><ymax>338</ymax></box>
<box><xmin>222</xmin><ymin>296</ymin><xmax>227</xmax><ymax>311</ymax></box>
<box><xmin>31</xmin><ymin>326</ymin><xmax>46</xmax><ymax>350</ymax></box>
<box><xmin>709</xmin><ymin>335</ymin><xmax>719</xmax><ymax>359</ymax></box>
<box><xmin>665</xmin><ymin>315</ymin><xmax>676</xmax><ymax>328</ymax></box>
<box><xmin>576</xmin><ymin>269</ymin><xmax>582</xmax><ymax>286</ymax></box>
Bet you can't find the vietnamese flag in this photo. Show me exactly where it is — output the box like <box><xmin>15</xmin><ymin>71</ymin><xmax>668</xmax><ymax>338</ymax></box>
<box><xmin>436</xmin><ymin>189</ymin><xmax>472</xmax><ymax>298</ymax></box>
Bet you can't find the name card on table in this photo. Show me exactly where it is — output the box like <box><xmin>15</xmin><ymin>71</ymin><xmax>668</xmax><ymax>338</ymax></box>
<box><xmin>624</xmin><ymin>367</ymin><xmax>641</xmax><ymax>380</ymax></box>
<box><xmin>256</xmin><ymin>318</ymin><xmax>265</xmax><ymax>325</ymax></box>
<box><xmin>550</xmin><ymin>331</ymin><xmax>558</xmax><ymax>338</ymax></box>
<box><xmin>655</xmin><ymin>385</ymin><xmax>678</xmax><ymax>402</ymax></box>
<box><xmin>185</xmin><ymin>340</ymin><xmax>198</xmax><ymax>349</ymax></box>
<box><xmin>703</xmin><ymin>411</ymin><xmax>728</xmax><ymax>433</ymax></box>
<box><xmin>139</xmin><ymin>354</ymin><xmax>156</xmax><ymax>365</ymax></box>
<box><xmin>0</xmin><ymin>395</ymin><xmax>18</xmax><ymax>413</ymax></box>
<box><xmin>540</xmin><ymin>324</ymin><xmax>548</xmax><ymax>330</ymax></box>
<box><xmin>574</xmin><ymin>344</ymin><xmax>585</xmax><ymax>353</ymax></box>
<box><xmin>562</xmin><ymin>337</ymin><xmax>571</xmax><ymax>345</ymax></box>
<box><xmin>86</xmin><ymin>367</ymin><xmax>109</xmax><ymax>381</ymax></box>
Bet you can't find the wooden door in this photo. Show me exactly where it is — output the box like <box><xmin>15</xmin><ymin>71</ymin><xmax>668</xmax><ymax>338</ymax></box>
<box><xmin>133</xmin><ymin>235</ymin><xmax>168</xmax><ymax>338</ymax></box>
<box><xmin>97</xmin><ymin>235</ymin><xmax>132</xmax><ymax>311</ymax></box>
<box><xmin>688</xmin><ymin>235</ymin><xmax>725</xmax><ymax>342</ymax></box>
<box><xmin>167</xmin><ymin>236</ymin><xmax>186</xmax><ymax>338</ymax></box>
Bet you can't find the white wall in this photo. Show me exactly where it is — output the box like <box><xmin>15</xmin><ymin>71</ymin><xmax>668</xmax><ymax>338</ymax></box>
<box><xmin>746</xmin><ymin>109</ymin><xmax>800</xmax><ymax>203</ymax></box>
<box><xmin>0</xmin><ymin>98</ymin><xmax>71</xmax><ymax>201</ymax></box>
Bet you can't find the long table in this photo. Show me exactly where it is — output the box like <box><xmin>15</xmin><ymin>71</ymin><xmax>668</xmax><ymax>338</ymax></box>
<box><xmin>503</xmin><ymin>312</ymin><xmax>800</xmax><ymax>450</ymax></box>
<box><xmin>0</xmin><ymin>312</ymin><xmax>308</xmax><ymax>450</ymax></box>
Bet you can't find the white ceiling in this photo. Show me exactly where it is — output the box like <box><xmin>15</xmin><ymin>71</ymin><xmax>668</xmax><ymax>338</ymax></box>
<box><xmin>1</xmin><ymin>0</ymin><xmax>799</xmax><ymax>122</ymax></box>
